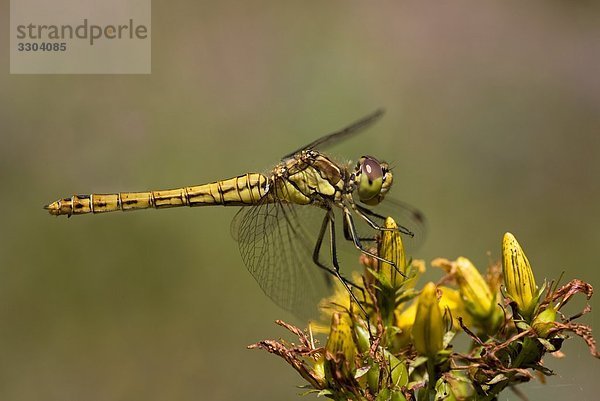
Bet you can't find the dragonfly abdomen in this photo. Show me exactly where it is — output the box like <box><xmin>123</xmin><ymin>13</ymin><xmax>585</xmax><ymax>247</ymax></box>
<box><xmin>44</xmin><ymin>173</ymin><xmax>270</xmax><ymax>216</ymax></box>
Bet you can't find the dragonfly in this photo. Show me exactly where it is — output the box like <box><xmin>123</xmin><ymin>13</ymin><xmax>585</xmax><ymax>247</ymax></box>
<box><xmin>45</xmin><ymin>109</ymin><xmax>425</xmax><ymax>318</ymax></box>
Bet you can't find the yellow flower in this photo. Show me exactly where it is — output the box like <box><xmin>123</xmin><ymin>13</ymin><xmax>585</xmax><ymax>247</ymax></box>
<box><xmin>395</xmin><ymin>286</ymin><xmax>467</xmax><ymax>350</ymax></box>
<box><xmin>454</xmin><ymin>257</ymin><xmax>496</xmax><ymax>320</ymax></box>
<box><xmin>502</xmin><ymin>233</ymin><xmax>538</xmax><ymax>319</ymax></box>
<box><xmin>438</xmin><ymin>286</ymin><xmax>472</xmax><ymax>329</ymax></box>
<box><xmin>412</xmin><ymin>282</ymin><xmax>444</xmax><ymax>356</ymax></box>
<box><xmin>433</xmin><ymin>257</ymin><xmax>504</xmax><ymax>333</ymax></box>
<box><xmin>394</xmin><ymin>302</ymin><xmax>417</xmax><ymax>349</ymax></box>
<box><xmin>318</xmin><ymin>272</ymin><xmax>366</xmax><ymax>332</ymax></box>
<box><xmin>433</xmin><ymin>257</ymin><xmax>496</xmax><ymax>320</ymax></box>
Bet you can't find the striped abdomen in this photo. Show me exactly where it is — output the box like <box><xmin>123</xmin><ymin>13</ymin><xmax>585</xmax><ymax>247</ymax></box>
<box><xmin>44</xmin><ymin>173</ymin><xmax>270</xmax><ymax>217</ymax></box>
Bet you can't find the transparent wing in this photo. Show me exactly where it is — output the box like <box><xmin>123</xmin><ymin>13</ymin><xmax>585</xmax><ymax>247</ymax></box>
<box><xmin>282</xmin><ymin>109</ymin><xmax>385</xmax><ymax>159</ymax></box>
<box><xmin>353</xmin><ymin>197</ymin><xmax>427</xmax><ymax>254</ymax></box>
<box><xmin>231</xmin><ymin>196</ymin><xmax>331</xmax><ymax>319</ymax></box>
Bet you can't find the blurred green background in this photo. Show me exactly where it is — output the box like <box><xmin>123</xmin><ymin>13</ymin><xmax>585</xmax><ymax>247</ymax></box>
<box><xmin>1</xmin><ymin>1</ymin><xmax>599</xmax><ymax>400</ymax></box>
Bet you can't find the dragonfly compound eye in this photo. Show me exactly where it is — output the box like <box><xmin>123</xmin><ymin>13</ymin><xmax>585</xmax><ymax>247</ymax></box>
<box><xmin>357</xmin><ymin>156</ymin><xmax>384</xmax><ymax>205</ymax></box>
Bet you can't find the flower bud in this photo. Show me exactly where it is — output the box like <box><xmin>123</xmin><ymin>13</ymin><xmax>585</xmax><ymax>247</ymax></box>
<box><xmin>436</xmin><ymin>371</ymin><xmax>475</xmax><ymax>401</ymax></box>
<box><xmin>379</xmin><ymin>217</ymin><xmax>407</xmax><ymax>286</ymax></box>
<box><xmin>435</xmin><ymin>378</ymin><xmax>458</xmax><ymax>401</ymax></box>
<box><xmin>454</xmin><ymin>257</ymin><xmax>496</xmax><ymax>320</ymax></box>
<box><xmin>532</xmin><ymin>306</ymin><xmax>557</xmax><ymax>338</ymax></box>
<box><xmin>325</xmin><ymin>312</ymin><xmax>357</xmax><ymax>380</ymax></box>
<box><xmin>502</xmin><ymin>233</ymin><xmax>538</xmax><ymax>319</ymax></box>
<box><xmin>412</xmin><ymin>282</ymin><xmax>444</xmax><ymax>356</ymax></box>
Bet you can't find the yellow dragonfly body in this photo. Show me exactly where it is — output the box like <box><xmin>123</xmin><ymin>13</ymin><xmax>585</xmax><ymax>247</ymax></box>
<box><xmin>45</xmin><ymin>110</ymin><xmax>424</xmax><ymax>317</ymax></box>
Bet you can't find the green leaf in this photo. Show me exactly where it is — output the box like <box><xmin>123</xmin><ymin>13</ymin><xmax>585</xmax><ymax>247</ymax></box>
<box><xmin>355</xmin><ymin>365</ymin><xmax>371</xmax><ymax>379</ymax></box>
<box><xmin>316</xmin><ymin>389</ymin><xmax>333</xmax><ymax>398</ymax></box>
<box><xmin>367</xmin><ymin>267</ymin><xmax>393</xmax><ymax>289</ymax></box>
<box><xmin>375</xmin><ymin>388</ymin><xmax>392</xmax><ymax>401</ymax></box>
<box><xmin>383</xmin><ymin>350</ymin><xmax>409</xmax><ymax>388</ymax></box>
<box><xmin>390</xmin><ymin>389</ymin><xmax>408</xmax><ymax>401</ymax></box>
<box><xmin>538</xmin><ymin>338</ymin><xmax>556</xmax><ymax>352</ymax></box>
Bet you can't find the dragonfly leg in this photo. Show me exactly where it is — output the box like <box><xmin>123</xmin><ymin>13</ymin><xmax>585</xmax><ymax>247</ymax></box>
<box><xmin>354</xmin><ymin>204</ymin><xmax>414</xmax><ymax>237</ymax></box>
<box><xmin>355</xmin><ymin>203</ymin><xmax>387</xmax><ymax>221</ymax></box>
<box><xmin>312</xmin><ymin>212</ymin><xmax>357</xmax><ymax>288</ymax></box>
<box><xmin>343</xmin><ymin>208</ymin><xmax>406</xmax><ymax>278</ymax></box>
<box><xmin>343</xmin><ymin>218</ymin><xmax>377</xmax><ymax>242</ymax></box>
<box><xmin>312</xmin><ymin>211</ymin><xmax>368</xmax><ymax>316</ymax></box>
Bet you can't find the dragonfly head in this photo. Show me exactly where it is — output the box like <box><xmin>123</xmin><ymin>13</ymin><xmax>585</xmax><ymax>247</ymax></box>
<box><xmin>354</xmin><ymin>156</ymin><xmax>393</xmax><ymax>206</ymax></box>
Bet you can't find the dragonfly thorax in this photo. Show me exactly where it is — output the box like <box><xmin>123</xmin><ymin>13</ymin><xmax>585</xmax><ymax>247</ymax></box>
<box><xmin>270</xmin><ymin>150</ymin><xmax>347</xmax><ymax>206</ymax></box>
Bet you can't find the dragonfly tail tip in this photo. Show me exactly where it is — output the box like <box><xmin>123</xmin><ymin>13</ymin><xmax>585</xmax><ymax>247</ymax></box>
<box><xmin>43</xmin><ymin>201</ymin><xmax>62</xmax><ymax>215</ymax></box>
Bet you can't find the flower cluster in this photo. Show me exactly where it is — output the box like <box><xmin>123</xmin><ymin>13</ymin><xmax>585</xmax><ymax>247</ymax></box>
<box><xmin>250</xmin><ymin>218</ymin><xmax>599</xmax><ymax>401</ymax></box>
